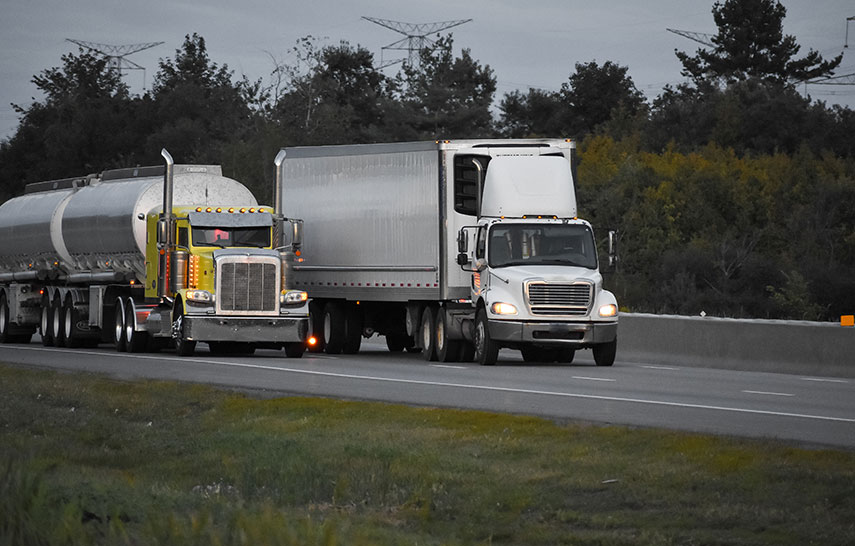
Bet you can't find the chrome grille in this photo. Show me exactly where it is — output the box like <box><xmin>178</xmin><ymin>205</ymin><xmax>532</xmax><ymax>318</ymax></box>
<box><xmin>217</xmin><ymin>259</ymin><xmax>278</xmax><ymax>315</ymax></box>
<box><xmin>526</xmin><ymin>282</ymin><xmax>593</xmax><ymax>315</ymax></box>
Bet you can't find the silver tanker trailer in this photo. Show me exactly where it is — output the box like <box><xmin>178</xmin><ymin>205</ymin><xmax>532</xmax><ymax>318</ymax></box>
<box><xmin>0</xmin><ymin>150</ymin><xmax>309</xmax><ymax>357</ymax></box>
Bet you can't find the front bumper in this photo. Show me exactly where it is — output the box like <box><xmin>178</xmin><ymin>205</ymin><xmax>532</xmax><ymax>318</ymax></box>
<box><xmin>489</xmin><ymin>319</ymin><xmax>617</xmax><ymax>347</ymax></box>
<box><xmin>184</xmin><ymin>315</ymin><xmax>308</xmax><ymax>343</ymax></box>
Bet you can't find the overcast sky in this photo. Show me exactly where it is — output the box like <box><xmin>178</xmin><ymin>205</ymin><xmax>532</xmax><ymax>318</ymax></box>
<box><xmin>2</xmin><ymin>0</ymin><xmax>854</xmax><ymax>140</ymax></box>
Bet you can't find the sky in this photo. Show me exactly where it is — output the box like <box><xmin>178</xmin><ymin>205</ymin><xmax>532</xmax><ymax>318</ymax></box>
<box><xmin>2</xmin><ymin>0</ymin><xmax>854</xmax><ymax>140</ymax></box>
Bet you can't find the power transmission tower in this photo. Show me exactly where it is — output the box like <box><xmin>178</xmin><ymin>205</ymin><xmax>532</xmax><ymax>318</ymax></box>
<box><xmin>66</xmin><ymin>39</ymin><xmax>164</xmax><ymax>88</ymax></box>
<box><xmin>667</xmin><ymin>28</ymin><xmax>715</xmax><ymax>48</ymax></box>
<box><xmin>362</xmin><ymin>17</ymin><xmax>472</xmax><ymax>68</ymax></box>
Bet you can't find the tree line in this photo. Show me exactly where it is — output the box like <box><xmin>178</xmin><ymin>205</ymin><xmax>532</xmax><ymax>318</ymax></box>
<box><xmin>1</xmin><ymin>0</ymin><xmax>853</xmax><ymax>321</ymax></box>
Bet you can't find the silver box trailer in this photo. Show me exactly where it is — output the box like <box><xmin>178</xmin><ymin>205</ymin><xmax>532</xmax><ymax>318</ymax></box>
<box><xmin>280</xmin><ymin>139</ymin><xmax>618</xmax><ymax>365</ymax></box>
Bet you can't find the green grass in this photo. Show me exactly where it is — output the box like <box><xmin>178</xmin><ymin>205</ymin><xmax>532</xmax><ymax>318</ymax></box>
<box><xmin>0</xmin><ymin>363</ymin><xmax>853</xmax><ymax>545</ymax></box>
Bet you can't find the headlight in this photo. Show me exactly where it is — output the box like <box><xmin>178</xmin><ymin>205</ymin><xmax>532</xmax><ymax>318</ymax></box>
<box><xmin>280</xmin><ymin>290</ymin><xmax>308</xmax><ymax>305</ymax></box>
<box><xmin>598</xmin><ymin>304</ymin><xmax>618</xmax><ymax>318</ymax></box>
<box><xmin>186</xmin><ymin>290</ymin><xmax>213</xmax><ymax>304</ymax></box>
<box><xmin>491</xmin><ymin>302</ymin><xmax>518</xmax><ymax>315</ymax></box>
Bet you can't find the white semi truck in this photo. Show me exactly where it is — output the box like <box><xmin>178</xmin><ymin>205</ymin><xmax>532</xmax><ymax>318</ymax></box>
<box><xmin>277</xmin><ymin>139</ymin><xmax>618</xmax><ymax>366</ymax></box>
<box><xmin>0</xmin><ymin>150</ymin><xmax>309</xmax><ymax>356</ymax></box>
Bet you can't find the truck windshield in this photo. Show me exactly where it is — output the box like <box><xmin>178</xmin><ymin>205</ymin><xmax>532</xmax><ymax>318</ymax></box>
<box><xmin>488</xmin><ymin>224</ymin><xmax>598</xmax><ymax>269</ymax></box>
<box><xmin>192</xmin><ymin>227</ymin><xmax>271</xmax><ymax>248</ymax></box>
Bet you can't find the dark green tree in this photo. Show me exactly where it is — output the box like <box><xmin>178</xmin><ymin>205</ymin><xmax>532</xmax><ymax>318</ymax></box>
<box><xmin>496</xmin><ymin>88</ymin><xmax>563</xmax><ymax>138</ymax></box>
<box><xmin>393</xmin><ymin>35</ymin><xmax>496</xmax><ymax>139</ymax></box>
<box><xmin>676</xmin><ymin>0</ymin><xmax>841</xmax><ymax>85</ymax></box>
<box><xmin>559</xmin><ymin>60</ymin><xmax>647</xmax><ymax>138</ymax></box>
<box><xmin>0</xmin><ymin>50</ymin><xmax>140</xmax><ymax>198</ymax></box>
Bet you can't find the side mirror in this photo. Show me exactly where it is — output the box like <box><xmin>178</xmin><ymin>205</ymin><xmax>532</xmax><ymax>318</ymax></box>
<box><xmin>608</xmin><ymin>230</ymin><xmax>618</xmax><ymax>269</ymax></box>
<box><xmin>291</xmin><ymin>219</ymin><xmax>303</xmax><ymax>249</ymax></box>
<box><xmin>457</xmin><ymin>252</ymin><xmax>470</xmax><ymax>266</ymax></box>
<box><xmin>457</xmin><ymin>229</ymin><xmax>468</xmax><ymax>253</ymax></box>
<box><xmin>157</xmin><ymin>218</ymin><xmax>168</xmax><ymax>247</ymax></box>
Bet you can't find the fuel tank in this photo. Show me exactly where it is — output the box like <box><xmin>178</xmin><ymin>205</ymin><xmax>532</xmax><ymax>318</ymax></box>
<box><xmin>0</xmin><ymin>165</ymin><xmax>257</xmax><ymax>282</ymax></box>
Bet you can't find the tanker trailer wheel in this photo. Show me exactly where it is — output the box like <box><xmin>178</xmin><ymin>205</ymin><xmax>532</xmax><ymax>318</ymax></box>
<box><xmin>420</xmin><ymin>305</ymin><xmax>438</xmax><ymax>362</ymax></box>
<box><xmin>113</xmin><ymin>298</ymin><xmax>128</xmax><ymax>352</ymax></box>
<box><xmin>39</xmin><ymin>297</ymin><xmax>54</xmax><ymax>346</ymax></box>
<box><xmin>125</xmin><ymin>298</ymin><xmax>149</xmax><ymax>353</ymax></box>
<box><xmin>62</xmin><ymin>295</ymin><xmax>82</xmax><ymax>348</ymax></box>
<box><xmin>474</xmin><ymin>308</ymin><xmax>499</xmax><ymax>366</ymax></box>
<box><xmin>51</xmin><ymin>295</ymin><xmax>65</xmax><ymax>347</ymax></box>
<box><xmin>172</xmin><ymin>304</ymin><xmax>196</xmax><ymax>357</ymax></box>
<box><xmin>435</xmin><ymin>306</ymin><xmax>461</xmax><ymax>363</ymax></box>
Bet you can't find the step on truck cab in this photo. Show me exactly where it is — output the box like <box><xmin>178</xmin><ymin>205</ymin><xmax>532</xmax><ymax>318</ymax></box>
<box><xmin>278</xmin><ymin>139</ymin><xmax>618</xmax><ymax>365</ymax></box>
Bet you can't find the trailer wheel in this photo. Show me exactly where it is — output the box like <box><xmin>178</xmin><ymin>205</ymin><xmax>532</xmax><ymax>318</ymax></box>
<box><xmin>0</xmin><ymin>293</ymin><xmax>11</xmax><ymax>343</ymax></box>
<box><xmin>113</xmin><ymin>298</ymin><xmax>127</xmax><ymax>352</ymax></box>
<box><xmin>474</xmin><ymin>308</ymin><xmax>499</xmax><ymax>366</ymax></box>
<box><xmin>342</xmin><ymin>303</ymin><xmax>363</xmax><ymax>354</ymax></box>
<box><xmin>125</xmin><ymin>299</ymin><xmax>148</xmax><ymax>353</ymax></box>
<box><xmin>51</xmin><ymin>295</ymin><xmax>65</xmax><ymax>347</ymax></box>
<box><xmin>40</xmin><ymin>298</ymin><xmax>54</xmax><ymax>346</ymax></box>
<box><xmin>435</xmin><ymin>307</ymin><xmax>461</xmax><ymax>362</ymax></box>
<box><xmin>323</xmin><ymin>302</ymin><xmax>345</xmax><ymax>354</ymax></box>
<box><xmin>593</xmin><ymin>338</ymin><xmax>616</xmax><ymax>367</ymax></box>
<box><xmin>420</xmin><ymin>306</ymin><xmax>438</xmax><ymax>361</ymax></box>
<box><xmin>62</xmin><ymin>296</ymin><xmax>82</xmax><ymax>348</ymax></box>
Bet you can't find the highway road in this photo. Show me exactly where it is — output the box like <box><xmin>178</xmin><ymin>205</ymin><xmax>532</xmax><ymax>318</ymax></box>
<box><xmin>1</xmin><ymin>338</ymin><xmax>853</xmax><ymax>449</ymax></box>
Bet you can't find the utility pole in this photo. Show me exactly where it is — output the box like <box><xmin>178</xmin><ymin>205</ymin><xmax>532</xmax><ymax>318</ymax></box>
<box><xmin>362</xmin><ymin>17</ymin><xmax>472</xmax><ymax>68</ymax></box>
<box><xmin>66</xmin><ymin>39</ymin><xmax>164</xmax><ymax>89</ymax></box>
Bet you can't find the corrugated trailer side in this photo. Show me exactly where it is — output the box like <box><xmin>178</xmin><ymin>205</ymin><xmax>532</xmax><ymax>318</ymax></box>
<box><xmin>281</xmin><ymin>141</ymin><xmax>444</xmax><ymax>303</ymax></box>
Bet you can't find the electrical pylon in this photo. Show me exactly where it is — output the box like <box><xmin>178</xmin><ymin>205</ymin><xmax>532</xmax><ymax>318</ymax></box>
<box><xmin>66</xmin><ymin>39</ymin><xmax>164</xmax><ymax>88</ymax></box>
<box><xmin>666</xmin><ymin>28</ymin><xmax>714</xmax><ymax>48</ymax></box>
<box><xmin>362</xmin><ymin>16</ymin><xmax>472</xmax><ymax>68</ymax></box>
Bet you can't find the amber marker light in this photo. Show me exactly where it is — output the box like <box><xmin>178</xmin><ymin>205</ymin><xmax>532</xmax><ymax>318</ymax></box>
<box><xmin>307</xmin><ymin>336</ymin><xmax>318</xmax><ymax>347</ymax></box>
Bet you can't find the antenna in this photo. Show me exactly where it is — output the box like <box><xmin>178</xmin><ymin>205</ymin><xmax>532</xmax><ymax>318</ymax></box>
<box><xmin>666</xmin><ymin>28</ymin><xmax>715</xmax><ymax>48</ymax></box>
<box><xmin>65</xmin><ymin>39</ymin><xmax>164</xmax><ymax>89</ymax></box>
<box><xmin>362</xmin><ymin>17</ymin><xmax>472</xmax><ymax>68</ymax></box>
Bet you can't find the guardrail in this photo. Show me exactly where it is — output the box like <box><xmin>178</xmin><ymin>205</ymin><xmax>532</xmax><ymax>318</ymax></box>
<box><xmin>618</xmin><ymin>313</ymin><xmax>855</xmax><ymax>378</ymax></box>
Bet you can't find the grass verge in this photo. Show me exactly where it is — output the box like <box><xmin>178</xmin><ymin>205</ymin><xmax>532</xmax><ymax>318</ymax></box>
<box><xmin>0</xmin><ymin>362</ymin><xmax>853</xmax><ymax>545</ymax></box>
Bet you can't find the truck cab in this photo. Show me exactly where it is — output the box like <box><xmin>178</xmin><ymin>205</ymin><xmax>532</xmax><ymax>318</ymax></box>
<box><xmin>457</xmin><ymin>153</ymin><xmax>618</xmax><ymax>366</ymax></box>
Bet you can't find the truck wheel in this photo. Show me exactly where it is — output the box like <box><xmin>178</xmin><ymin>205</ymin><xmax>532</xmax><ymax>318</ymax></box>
<box><xmin>474</xmin><ymin>308</ymin><xmax>499</xmax><ymax>366</ymax></box>
<box><xmin>40</xmin><ymin>298</ymin><xmax>54</xmax><ymax>347</ymax></box>
<box><xmin>113</xmin><ymin>298</ymin><xmax>127</xmax><ymax>352</ymax></box>
<box><xmin>420</xmin><ymin>306</ymin><xmax>438</xmax><ymax>361</ymax></box>
<box><xmin>284</xmin><ymin>342</ymin><xmax>305</xmax><ymax>358</ymax></box>
<box><xmin>323</xmin><ymin>302</ymin><xmax>345</xmax><ymax>354</ymax></box>
<box><xmin>51</xmin><ymin>296</ymin><xmax>65</xmax><ymax>347</ymax></box>
<box><xmin>386</xmin><ymin>334</ymin><xmax>405</xmax><ymax>352</ymax></box>
<box><xmin>173</xmin><ymin>313</ymin><xmax>196</xmax><ymax>357</ymax></box>
<box><xmin>435</xmin><ymin>307</ymin><xmax>461</xmax><ymax>362</ymax></box>
<box><xmin>342</xmin><ymin>303</ymin><xmax>363</xmax><ymax>354</ymax></box>
<box><xmin>62</xmin><ymin>296</ymin><xmax>82</xmax><ymax>348</ymax></box>
<box><xmin>0</xmin><ymin>293</ymin><xmax>10</xmax><ymax>343</ymax></box>
<box><xmin>125</xmin><ymin>299</ymin><xmax>148</xmax><ymax>353</ymax></box>
<box><xmin>557</xmin><ymin>348</ymin><xmax>576</xmax><ymax>364</ymax></box>
<box><xmin>593</xmin><ymin>338</ymin><xmax>617</xmax><ymax>367</ymax></box>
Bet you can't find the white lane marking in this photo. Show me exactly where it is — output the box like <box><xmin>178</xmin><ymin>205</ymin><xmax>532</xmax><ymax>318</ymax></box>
<box><xmin>573</xmin><ymin>376</ymin><xmax>616</xmax><ymax>382</ymax></box>
<box><xmin>430</xmin><ymin>364</ymin><xmax>468</xmax><ymax>370</ymax></box>
<box><xmin>742</xmin><ymin>390</ymin><xmax>795</xmax><ymax>397</ymax></box>
<box><xmin>5</xmin><ymin>345</ymin><xmax>855</xmax><ymax>424</ymax></box>
<box><xmin>641</xmin><ymin>365</ymin><xmax>678</xmax><ymax>370</ymax></box>
<box><xmin>801</xmin><ymin>377</ymin><xmax>849</xmax><ymax>384</ymax></box>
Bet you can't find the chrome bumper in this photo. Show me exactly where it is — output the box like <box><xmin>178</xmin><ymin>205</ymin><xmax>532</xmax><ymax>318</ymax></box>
<box><xmin>489</xmin><ymin>319</ymin><xmax>617</xmax><ymax>346</ymax></box>
<box><xmin>184</xmin><ymin>315</ymin><xmax>308</xmax><ymax>343</ymax></box>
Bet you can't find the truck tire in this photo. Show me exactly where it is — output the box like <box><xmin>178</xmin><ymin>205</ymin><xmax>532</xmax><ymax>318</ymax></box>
<box><xmin>172</xmin><ymin>304</ymin><xmax>196</xmax><ymax>357</ymax></box>
<box><xmin>125</xmin><ymin>299</ymin><xmax>148</xmax><ymax>353</ymax></box>
<box><xmin>435</xmin><ymin>307</ymin><xmax>461</xmax><ymax>362</ymax></box>
<box><xmin>323</xmin><ymin>302</ymin><xmax>346</xmax><ymax>354</ymax></box>
<box><xmin>51</xmin><ymin>295</ymin><xmax>65</xmax><ymax>348</ymax></box>
<box><xmin>420</xmin><ymin>306</ymin><xmax>438</xmax><ymax>361</ymax></box>
<box><xmin>474</xmin><ymin>308</ymin><xmax>499</xmax><ymax>366</ymax></box>
<box><xmin>307</xmin><ymin>301</ymin><xmax>325</xmax><ymax>353</ymax></box>
<box><xmin>342</xmin><ymin>303</ymin><xmax>363</xmax><ymax>354</ymax></box>
<box><xmin>593</xmin><ymin>338</ymin><xmax>617</xmax><ymax>367</ymax></box>
<box><xmin>284</xmin><ymin>342</ymin><xmax>305</xmax><ymax>358</ymax></box>
<box><xmin>0</xmin><ymin>293</ymin><xmax>11</xmax><ymax>343</ymax></box>
<box><xmin>113</xmin><ymin>298</ymin><xmax>127</xmax><ymax>352</ymax></box>
<box><xmin>40</xmin><ymin>297</ymin><xmax>54</xmax><ymax>347</ymax></box>
<box><xmin>62</xmin><ymin>296</ymin><xmax>82</xmax><ymax>348</ymax></box>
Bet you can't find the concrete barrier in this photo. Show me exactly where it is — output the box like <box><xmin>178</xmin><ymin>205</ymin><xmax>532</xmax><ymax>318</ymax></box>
<box><xmin>618</xmin><ymin>313</ymin><xmax>855</xmax><ymax>378</ymax></box>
